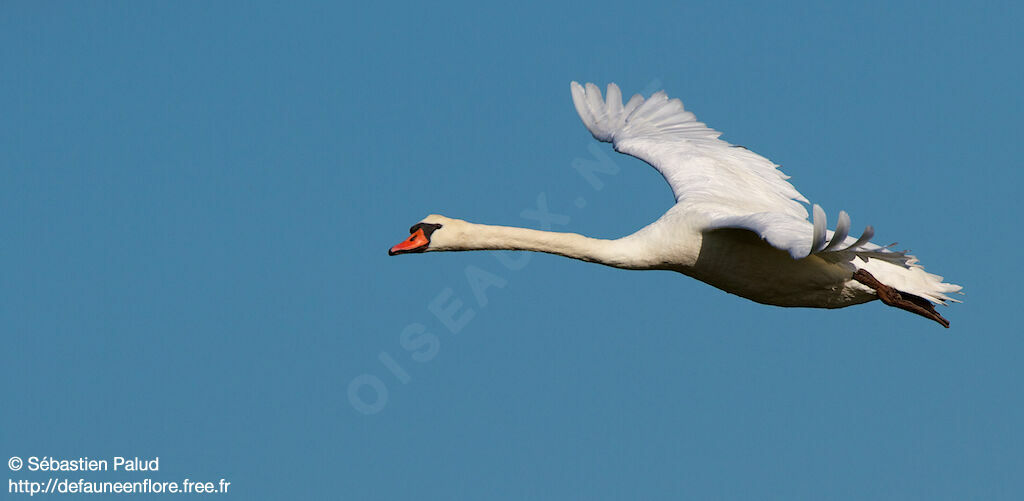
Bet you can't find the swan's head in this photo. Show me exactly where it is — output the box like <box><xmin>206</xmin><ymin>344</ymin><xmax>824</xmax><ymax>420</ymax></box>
<box><xmin>388</xmin><ymin>215</ymin><xmax>453</xmax><ymax>255</ymax></box>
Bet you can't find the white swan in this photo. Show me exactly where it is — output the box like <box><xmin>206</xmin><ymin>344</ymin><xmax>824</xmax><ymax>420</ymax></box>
<box><xmin>389</xmin><ymin>82</ymin><xmax>962</xmax><ymax>327</ymax></box>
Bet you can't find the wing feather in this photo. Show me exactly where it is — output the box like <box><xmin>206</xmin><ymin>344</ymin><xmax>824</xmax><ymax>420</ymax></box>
<box><xmin>811</xmin><ymin>204</ymin><xmax>828</xmax><ymax>254</ymax></box>
<box><xmin>821</xmin><ymin>210</ymin><xmax>851</xmax><ymax>252</ymax></box>
<box><xmin>570</xmin><ymin>81</ymin><xmax>960</xmax><ymax>303</ymax></box>
<box><xmin>571</xmin><ymin>82</ymin><xmax>929</xmax><ymax>260</ymax></box>
<box><xmin>572</xmin><ymin>82</ymin><xmax>808</xmax><ymax>221</ymax></box>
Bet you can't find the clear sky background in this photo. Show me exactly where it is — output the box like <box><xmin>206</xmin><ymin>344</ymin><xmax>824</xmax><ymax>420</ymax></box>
<box><xmin>3</xmin><ymin>1</ymin><xmax>1022</xmax><ymax>499</ymax></box>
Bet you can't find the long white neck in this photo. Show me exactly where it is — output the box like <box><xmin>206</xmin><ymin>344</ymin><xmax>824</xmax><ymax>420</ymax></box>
<box><xmin>426</xmin><ymin>216</ymin><xmax>667</xmax><ymax>270</ymax></box>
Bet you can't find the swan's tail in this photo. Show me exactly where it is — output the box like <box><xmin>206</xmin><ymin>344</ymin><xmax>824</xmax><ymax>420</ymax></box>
<box><xmin>808</xmin><ymin>205</ymin><xmax>962</xmax><ymax>305</ymax></box>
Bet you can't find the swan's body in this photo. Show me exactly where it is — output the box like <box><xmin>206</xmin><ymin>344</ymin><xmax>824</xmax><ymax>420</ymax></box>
<box><xmin>390</xmin><ymin>82</ymin><xmax>961</xmax><ymax>326</ymax></box>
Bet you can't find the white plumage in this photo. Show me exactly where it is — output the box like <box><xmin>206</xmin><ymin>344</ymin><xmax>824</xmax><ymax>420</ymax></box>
<box><xmin>571</xmin><ymin>82</ymin><xmax>960</xmax><ymax>306</ymax></box>
<box><xmin>390</xmin><ymin>82</ymin><xmax>962</xmax><ymax>326</ymax></box>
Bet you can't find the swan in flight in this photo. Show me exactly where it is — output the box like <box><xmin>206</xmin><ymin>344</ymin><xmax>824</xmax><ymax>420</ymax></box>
<box><xmin>389</xmin><ymin>82</ymin><xmax>962</xmax><ymax>327</ymax></box>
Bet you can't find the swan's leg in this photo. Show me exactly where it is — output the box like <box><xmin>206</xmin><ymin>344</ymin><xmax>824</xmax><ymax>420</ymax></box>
<box><xmin>852</xmin><ymin>269</ymin><xmax>950</xmax><ymax>328</ymax></box>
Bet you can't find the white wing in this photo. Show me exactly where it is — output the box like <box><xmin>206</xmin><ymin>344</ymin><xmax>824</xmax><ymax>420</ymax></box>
<box><xmin>571</xmin><ymin>82</ymin><xmax>961</xmax><ymax>304</ymax></box>
<box><xmin>571</xmin><ymin>81</ymin><xmax>877</xmax><ymax>261</ymax></box>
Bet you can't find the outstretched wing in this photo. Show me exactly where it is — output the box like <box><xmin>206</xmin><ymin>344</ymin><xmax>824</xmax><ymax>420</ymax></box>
<box><xmin>571</xmin><ymin>82</ymin><xmax>808</xmax><ymax>217</ymax></box>
<box><xmin>571</xmin><ymin>82</ymin><xmax>960</xmax><ymax>305</ymax></box>
<box><xmin>570</xmin><ymin>81</ymin><xmax>874</xmax><ymax>261</ymax></box>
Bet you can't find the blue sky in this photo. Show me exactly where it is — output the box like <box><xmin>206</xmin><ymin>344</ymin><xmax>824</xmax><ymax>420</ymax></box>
<box><xmin>2</xmin><ymin>1</ymin><xmax>1022</xmax><ymax>499</ymax></box>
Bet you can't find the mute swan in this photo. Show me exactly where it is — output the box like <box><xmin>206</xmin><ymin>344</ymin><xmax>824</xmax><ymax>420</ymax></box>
<box><xmin>389</xmin><ymin>82</ymin><xmax>962</xmax><ymax>327</ymax></box>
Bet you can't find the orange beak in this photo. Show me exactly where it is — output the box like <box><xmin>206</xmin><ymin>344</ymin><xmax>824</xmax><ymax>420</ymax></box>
<box><xmin>389</xmin><ymin>228</ymin><xmax>430</xmax><ymax>255</ymax></box>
